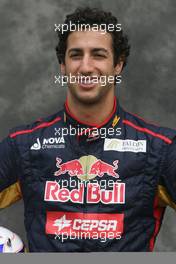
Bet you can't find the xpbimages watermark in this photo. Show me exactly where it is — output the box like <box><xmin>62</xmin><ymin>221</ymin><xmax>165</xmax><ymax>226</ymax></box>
<box><xmin>54</xmin><ymin>230</ymin><xmax>122</xmax><ymax>243</ymax></box>
<box><xmin>54</xmin><ymin>22</ymin><xmax>122</xmax><ymax>34</ymax></box>
<box><xmin>54</xmin><ymin>74</ymin><xmax>122</xmax><ymax>86</ymax></box>
<box><xmin>54</xmin><ymin>125</ymin><xmax>122</xmax><ymax>139</ymax></box>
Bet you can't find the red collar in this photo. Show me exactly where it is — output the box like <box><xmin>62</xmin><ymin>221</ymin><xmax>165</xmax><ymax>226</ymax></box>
<box><xmin>64</xmin><ymin>96</ymin><xmax>117</xmax><ymax>129</ymax></box>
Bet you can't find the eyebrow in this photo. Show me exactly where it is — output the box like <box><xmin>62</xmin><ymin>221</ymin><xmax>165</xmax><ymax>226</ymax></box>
<box><xmin>68</xmin><ymin>48</ymin><xmax>109</xmax><ymax>54</ymax></box>
<box><xmin>92</xmin><ymin>48</ymin><xmax>109</xmax><ymax>54</ymax></box>
<box><xmin>68</xmin><ymin>48</ymin><xmax>82</xmax><ymax>54</ymax></box>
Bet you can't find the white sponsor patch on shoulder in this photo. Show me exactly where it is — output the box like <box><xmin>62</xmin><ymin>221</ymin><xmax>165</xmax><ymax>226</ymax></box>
<box><xmin>104</xmin><ymin>139</ymin><xmax>147</xmax><ymax>153</ymax></box>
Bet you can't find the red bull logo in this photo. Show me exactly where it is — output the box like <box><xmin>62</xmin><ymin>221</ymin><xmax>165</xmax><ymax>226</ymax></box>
<box><xmin>44</xmin><ymin>181</ymin><xmax>125</xmax><ymax>204</ymax></box>
<box><xmin>44</xmin><ymin>156</ymin><xmax>125</xmax><ymax>205</ymax></box>
<box><xmin>54</xmin><ymin>156</ymin><xmax>119</xmax><ymax>180</ymax></box>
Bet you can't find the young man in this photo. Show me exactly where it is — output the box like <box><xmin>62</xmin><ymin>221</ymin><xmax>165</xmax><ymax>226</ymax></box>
<box><xmin>0</xmin><ymin>7</ymin><xmax>176</xmax><ymax>252</ymax></box>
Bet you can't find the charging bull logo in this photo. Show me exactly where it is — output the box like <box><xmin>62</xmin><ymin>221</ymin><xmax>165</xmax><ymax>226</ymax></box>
<box><xmin>54</xmin><ymin>158</ymin><xmax>84</xmax><ymax>177</ymax></box>
<box><xmin>54</xmin><ymin>155</ymin><xmax>119</xmax><ymax>181</ymax></box>
<box><xmin>89</xmin><ymin>160</ymin><xmax>119</xmax><ymax>178</ymax></box>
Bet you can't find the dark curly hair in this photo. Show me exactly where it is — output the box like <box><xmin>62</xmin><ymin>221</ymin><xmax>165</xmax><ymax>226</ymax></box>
<box><xmin>56</xmin><ymin>7</ymin><xmax>130</xmax><ymax>69</ymax></box>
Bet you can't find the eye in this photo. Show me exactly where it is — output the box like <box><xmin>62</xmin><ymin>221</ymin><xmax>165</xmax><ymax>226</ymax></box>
<box><xmin>94</xmin><ymin>54</ymin><xmax>107</xmax><ymax>58</ymax></box>
<box><xmin>70</xmin><ymin>54</ymin><xmax>78</xmax><ymax>57</ymax></box>
<box><xmin>70</xmin><ymin>53</ymin><xmax>82</xmax><ymax>59</ymax></box>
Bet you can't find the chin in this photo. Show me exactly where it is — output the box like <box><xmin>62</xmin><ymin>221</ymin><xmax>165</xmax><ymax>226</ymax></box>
<box><xmin>69</xmin><ymin>88</ymin><xmax>100</xmax><ymax>105</ymax></box>
<box><xmin>75</xmin><ymin>95</ymin><xmax>100</xmax><ymax>105</ymax></box>
<box><xmin>69</xmin><ymin>85</ymin><xmax>112</xmax><ymax>105</ymax></box>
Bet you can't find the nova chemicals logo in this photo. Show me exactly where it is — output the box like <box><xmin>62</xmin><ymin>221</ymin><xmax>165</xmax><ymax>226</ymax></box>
<box><xmin>30</xmin><ymin>137</ymin><xmax>65</xmax><ymax>150</ymax></box>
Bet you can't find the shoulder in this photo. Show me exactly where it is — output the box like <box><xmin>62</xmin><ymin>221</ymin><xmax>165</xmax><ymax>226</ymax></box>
<box><xmin>9</xmin><ymin>108</ymin><xmax>64</xmax><ymax>140</ymax></box>
<box><xmin>121</xmin><ymin>107</ymin><xmax>176</xmax><ymax>144</ymax></box>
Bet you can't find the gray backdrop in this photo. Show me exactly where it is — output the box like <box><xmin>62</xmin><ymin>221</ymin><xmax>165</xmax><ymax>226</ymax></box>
<box><xmin>0</xmin><ymin>0</ymin><xmax>176</xmax><ymax>251</ymax></box>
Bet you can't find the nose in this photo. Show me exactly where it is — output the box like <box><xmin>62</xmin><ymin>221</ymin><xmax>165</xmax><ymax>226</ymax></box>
<box><xmin>78</xmin><ymin>54</ymin><xmax>94</xmax><ymax>75</ymax></box>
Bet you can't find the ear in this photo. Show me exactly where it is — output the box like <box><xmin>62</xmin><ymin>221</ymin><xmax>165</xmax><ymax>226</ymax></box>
<box><xmin>114</xmin><ymin>60</ymin><xmax>124</xmax><ymax>75</ymax></box>
<box><xmin>60</xmin><ymin>63</ymin><xmax>66</xmax><ymax>75</ymax></box>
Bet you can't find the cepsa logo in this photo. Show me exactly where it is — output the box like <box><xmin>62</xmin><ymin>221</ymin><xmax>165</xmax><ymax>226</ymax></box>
<box><xmin>44</xmin><ymin>155</ymin><xmax>125</xmax><ymax>204</ymax></box>
<box><xmin>46</xmin><ymin>211</ymin><xmax>124</xmax><ymax>241</ymax></box>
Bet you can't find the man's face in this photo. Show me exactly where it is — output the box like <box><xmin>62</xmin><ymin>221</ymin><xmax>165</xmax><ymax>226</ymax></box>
<box><xmin>61</xmin><ymin>30</ymin><xmax>123</xmax><ymax>105</ymax></box>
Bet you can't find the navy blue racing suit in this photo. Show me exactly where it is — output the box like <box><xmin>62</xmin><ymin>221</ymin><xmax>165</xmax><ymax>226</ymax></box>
<box><xmin>0</xmin><ymin>97</ymin><xmax>176</xmax><ymax>252</ymax></box>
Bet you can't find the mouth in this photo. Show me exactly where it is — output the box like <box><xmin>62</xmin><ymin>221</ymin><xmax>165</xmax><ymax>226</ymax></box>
<box><xmin>77</xmin><ymin>76</ymin><xmax>99</xmax><ymax>89</ymax></box>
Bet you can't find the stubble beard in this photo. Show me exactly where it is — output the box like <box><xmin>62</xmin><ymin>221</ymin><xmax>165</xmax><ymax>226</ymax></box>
<box><xmin>67</xmin><ymin>82</ymin><xmax>115</xmax><ymax>106</ymax></box>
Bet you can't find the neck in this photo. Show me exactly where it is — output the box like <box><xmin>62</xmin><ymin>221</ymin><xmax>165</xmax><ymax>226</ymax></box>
<box><xmin>66</xmin><ymin>93</ymin><xmax>116</xmax><ymax>126</ymax></box>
